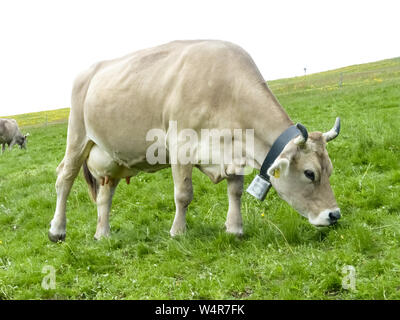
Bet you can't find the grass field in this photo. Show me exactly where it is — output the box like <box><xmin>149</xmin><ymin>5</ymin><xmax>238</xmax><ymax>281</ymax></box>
<box><xmin>0</xmin><ymin>57</ymin><xmax>399</xmax><ymax>299</ymax></box>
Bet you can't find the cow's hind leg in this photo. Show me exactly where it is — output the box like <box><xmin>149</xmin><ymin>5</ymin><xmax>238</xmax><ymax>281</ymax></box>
<box><xmin>225</xmin><ymin>175</ymin><xmax>244</xmax><ymax>236</ymax></box>
<box><xmin>170</xmin><ymin>164</ymin><xmax>193</xmax><ymax>237</ymax></box>
<box><xmin>49</xmin><ymin>65</ymin><xmax>99</xmax><ymax>242</ymax></box>
<box><xmin>48</xmin><ymin>106</ymin><xmax>92</xmax><ymax>242</ymax></box>
<box><xmin>49</xmin><ymin>159</ymin><xmax>78</xmax><ymax>242</ymax></box>
<box><xmin>49</xmin><ymin>141</ymin><xmax>92</xmax><ymax>242</ymax></box>
<box><xmin>94</xmin><ymin>178</ymin><xmax>120</xmax><ymax>240</ymax></box>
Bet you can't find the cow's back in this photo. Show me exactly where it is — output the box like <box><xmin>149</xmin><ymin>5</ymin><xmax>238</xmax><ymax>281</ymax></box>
<box><xmin>0</xmin><ymin>119</ymin><xmax>18</xmax><ymax>144</ymax></box>
<box><xmin>80</xmin><ymin>40</ymin><xmax>267</xmax><ymax>166</ymax></box>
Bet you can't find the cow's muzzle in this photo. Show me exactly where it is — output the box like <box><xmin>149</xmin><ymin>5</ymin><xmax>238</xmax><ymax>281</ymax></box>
<box><xmin>328</xmin><ymin>209</ymin><xmax>341</xmax><ymax>224</ymax></box>
<box><xmin>309</xmin><ymin>208</ymin><xmax>341</xmax><ymax>226</ymax></box>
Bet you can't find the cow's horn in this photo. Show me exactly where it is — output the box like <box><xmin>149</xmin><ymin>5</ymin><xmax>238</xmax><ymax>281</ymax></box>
<box><xmin>323</xmin><ymin>117</ymin><xmax>341</xmax><ymax>142</ymax></box>
<box><xmin>294</xmin><ymin>123</ymin><xmax>308</xmax><ymax>145</ymax></box>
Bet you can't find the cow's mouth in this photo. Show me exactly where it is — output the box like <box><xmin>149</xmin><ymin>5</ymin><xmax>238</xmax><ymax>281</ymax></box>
<box><xmin>309</xmin><ymin>209</ymin><xmax>341</xmax><ymax>227</ymax></box>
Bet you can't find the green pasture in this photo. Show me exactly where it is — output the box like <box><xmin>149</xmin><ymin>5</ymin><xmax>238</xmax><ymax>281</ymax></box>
<box><xmin>0</xmin><ymin>57</ymin><xmax>399</xmax><ymax>299</ymax></box>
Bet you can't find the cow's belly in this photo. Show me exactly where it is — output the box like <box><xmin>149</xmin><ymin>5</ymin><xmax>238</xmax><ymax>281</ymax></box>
<box><xmin>83</xmin><ymin>94</ymin><xmax>167</xmax><ymax>170</ymax></box>
<box><xmin>85</xmin><ymin>130</ymin><xmax>169</xmax><ymax>173</ymax></box>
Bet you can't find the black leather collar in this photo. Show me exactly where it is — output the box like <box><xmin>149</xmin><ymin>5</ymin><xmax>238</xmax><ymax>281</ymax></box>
<box><xmin>259</xmin><ymin>124</ymin><xmax>303</xmax><ymax>181</ymax></box>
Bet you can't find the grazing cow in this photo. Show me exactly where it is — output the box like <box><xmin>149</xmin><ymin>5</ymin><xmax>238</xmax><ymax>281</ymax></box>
<box><xmin>0</xmin><ymin>119</ymin><xmax>29</xmax><ymax>153</ymax></box>
<box><xmin>49</xmin><ymin>40</ymin><xmax>341</xmax><ymax>242</ymax></box>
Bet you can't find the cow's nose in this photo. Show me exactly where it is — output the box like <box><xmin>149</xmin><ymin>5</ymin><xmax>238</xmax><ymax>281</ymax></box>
<box><xmin>329</xmin><ymin>210</ymin><xmax>341</xmax><ymax>223</ymax></box>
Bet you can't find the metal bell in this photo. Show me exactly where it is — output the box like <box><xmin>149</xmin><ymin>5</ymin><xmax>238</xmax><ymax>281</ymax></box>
<box><xmin>246</xmin><ymin>175</ymin><xmax>272</xmax><ymax>201</ymax></box>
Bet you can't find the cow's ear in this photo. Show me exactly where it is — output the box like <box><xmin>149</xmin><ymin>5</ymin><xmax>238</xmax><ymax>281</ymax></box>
<box><xmin>267</xmin><ymin>157</ymin><xmax>290</xmax><ymax>179</ymax></box>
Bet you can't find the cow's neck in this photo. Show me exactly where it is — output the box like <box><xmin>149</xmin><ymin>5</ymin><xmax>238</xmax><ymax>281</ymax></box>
<box><xmin>244</xmin><ymin>85</ymin><xmax>293</xmax><ymax>170</ymax></box>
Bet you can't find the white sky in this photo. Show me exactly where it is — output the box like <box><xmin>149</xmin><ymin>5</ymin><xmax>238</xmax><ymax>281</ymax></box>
<box><xmin>0</xmin><ymin>0</ymin><xmax>399</xmax><ymax>116</ymax></box>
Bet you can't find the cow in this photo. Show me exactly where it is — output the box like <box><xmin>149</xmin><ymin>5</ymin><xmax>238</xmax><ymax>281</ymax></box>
<box><xmin>48</xmin><ymin>40</ymin><xmax>341</xmax><ymax>242</ymax></box>
<box><xmin>0</xmin><ymin>119</ymin><xmax>29</xmax><ymax>153</ymax></box>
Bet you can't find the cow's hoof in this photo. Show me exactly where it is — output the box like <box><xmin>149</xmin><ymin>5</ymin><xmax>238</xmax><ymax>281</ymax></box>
<box><xmin>170</xmin><ymin>227</ymin><xmax>186</xmax><ymax>237</ymax></box>
<box><xmin>48</xmin><ymin>231</ymin><xmax>66</xmax><ymax>242</ymax></box>
<box><xmin>94</xmin><ymin>233</ymin><xmax>110</xmax><ymax>241</ymax></box>
<box><xmin>225</xmin><ymin>224</ymin><xmax>243</xmax><ymax>237</ymax></box>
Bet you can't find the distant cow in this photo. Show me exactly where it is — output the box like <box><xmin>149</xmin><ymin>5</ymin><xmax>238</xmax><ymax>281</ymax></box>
<box><xmin>0</xmin><ymin>119</ymin><xmax>29</xmax><ymax>153</ymax></box>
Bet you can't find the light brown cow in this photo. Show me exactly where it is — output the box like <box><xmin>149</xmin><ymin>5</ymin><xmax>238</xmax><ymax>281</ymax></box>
<box><xmin>48</xmin><ymin>40</ymin><xmax>341</xmax><ymax>242</ymax></box>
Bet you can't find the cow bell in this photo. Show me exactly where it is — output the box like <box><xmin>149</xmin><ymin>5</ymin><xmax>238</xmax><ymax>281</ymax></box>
<box><xmin>246</xmin><ymin>175</ymin><xmax>272</xmax><ymax>201</ymax></box>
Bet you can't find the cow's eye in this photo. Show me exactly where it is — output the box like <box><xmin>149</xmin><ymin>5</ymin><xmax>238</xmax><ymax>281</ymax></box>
<box><xmin>304</xmin><ymin>170</ymin><xmax>315</xmax><ymax>181</ymax></box>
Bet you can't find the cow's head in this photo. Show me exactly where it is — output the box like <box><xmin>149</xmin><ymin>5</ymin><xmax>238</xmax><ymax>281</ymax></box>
<box><xmin>267</xmin><ymin>118</ymin><xmax>341</xmax><ymax>226</ymax></box>
<box><xmin>16</xmin><ymin>133</ymin><xmax>29</xmax><ymax>149</ymax></box>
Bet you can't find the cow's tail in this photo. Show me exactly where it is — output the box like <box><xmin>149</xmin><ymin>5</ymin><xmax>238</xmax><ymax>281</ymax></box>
<box><xmin>82</xmin><ymin>161</ymin><xmax>98</xmax><ymax>202</ymax></box>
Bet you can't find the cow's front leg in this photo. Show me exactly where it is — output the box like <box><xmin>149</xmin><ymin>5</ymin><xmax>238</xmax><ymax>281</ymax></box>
<box><xmin>170</xmin><ymin>164</ymin><xmax>193</xmax><ymax>237</ymax></box>
<box><xmin>94</xmin><ymin>178</ymin><xmax>120</xmax><ymax>240</ymax></box>
<box><xmin>225</xmin><ymin>175</ymin><xmax>244</xmax><ymax>236</ymax></box>
<box><xmin>1</xmin><ymin>144</ymin><xmax>5</xmax><ymax>154</ymax></box>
